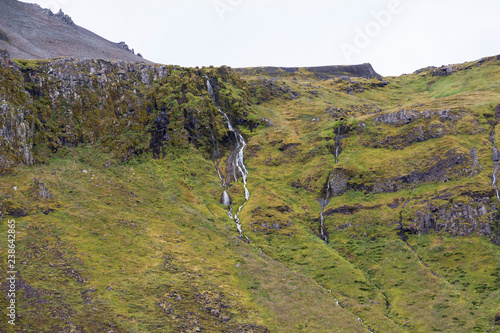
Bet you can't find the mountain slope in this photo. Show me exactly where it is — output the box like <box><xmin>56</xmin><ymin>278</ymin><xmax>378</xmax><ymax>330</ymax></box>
<box><xmin>0</xmin><ymin>0</ymin><xmax>150</xmax><ymax>63</ymax></box>
<box><xmin>0</xmin><ymin>51</ymin><xmax>499</xmax><ymax>332</ymax></box>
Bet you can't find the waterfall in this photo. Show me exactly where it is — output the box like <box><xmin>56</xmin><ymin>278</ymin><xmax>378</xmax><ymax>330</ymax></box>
<box><xmin>318</xmin><ymin>173</ymin><xmax>332</xmax><ymax>244</ymax></box>
<box><xmin>220</xmin><ymin>190</ymin><xmax>231</xmax><ymax>206</ymax></box>
<box><xmin>334</xmin><ymin>126</ymin><xmax>341</xmax><ymax>164</ymax></box>
<box><xmin>493</xmin><ymin>161</ymin><xmax>500</xmax><ymax>201</ymax></box>
<box><xmin>207</xmin><ymin>78</ymin><xmax>250</xmax><ymax>236</ymax></box>
<box><xmin>490</xmin><ymin>128</ymin><xmax>500</xmax><ymax>202</ymax></box>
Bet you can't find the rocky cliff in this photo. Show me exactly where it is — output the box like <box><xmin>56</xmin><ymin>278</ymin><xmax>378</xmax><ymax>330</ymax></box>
<box><xmin>237</xmin><ymin>63</ymin><xmax>382</xmax><ymax>80</ymax></box>
<box><xmin>0</xmin><ymin>51</ymin><xmax>255</xmax><ymax>173</ymax></box>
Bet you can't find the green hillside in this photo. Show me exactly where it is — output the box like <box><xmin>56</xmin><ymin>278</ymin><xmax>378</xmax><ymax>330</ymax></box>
<box><xmin>0</xmin><ymin>54</ymin><xmax>499</xmax><ymax>332</ymax></box>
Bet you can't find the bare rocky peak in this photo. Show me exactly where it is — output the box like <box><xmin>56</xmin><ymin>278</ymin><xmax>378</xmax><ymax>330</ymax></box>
<box><xmin>0</xmin><ymin>0</ymin><xmax>152</xmax><ymax>63</ymax></box>
<box><xmin>28</xmin><ymin>4</ymin><xmax>75</xmax><ymax>25</ymax></box>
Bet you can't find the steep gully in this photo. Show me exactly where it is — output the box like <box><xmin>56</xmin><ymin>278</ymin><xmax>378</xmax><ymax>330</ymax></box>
<box><xmin>207</xmin><ymin>79</ymin><xmax>250</xmax><ymax>238</ymax></box>
<box><xmin>318</xmin><ymin>175</ymin><xmax>332</xmax><ymax>244</ymax></box>
<box><xmin>490</xmin><ymin>125</ymin><xmax>500</xmax><ymax>203</ymax></box>
<box><xmin>317</xmin><ymin>129</ymin><xmax>375</xmax><ymax>330</ymax></box>
<box><xmin>317</xmin><ymin>125</ymin><xmax>344</xmax><ymax>244</ymax></box>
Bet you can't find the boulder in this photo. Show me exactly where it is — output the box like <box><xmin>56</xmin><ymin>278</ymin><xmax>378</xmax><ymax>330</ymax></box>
<box><xmin>433</xmin><ymin>65</ymin><xmax>453</xmax><ymax>76</ymax></box>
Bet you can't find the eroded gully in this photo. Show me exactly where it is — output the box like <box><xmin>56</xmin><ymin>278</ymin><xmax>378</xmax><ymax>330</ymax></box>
<box><xmin>207</xmin><ymin>79</ymin><xmax>250</xmax><ymax>238</ymax></box>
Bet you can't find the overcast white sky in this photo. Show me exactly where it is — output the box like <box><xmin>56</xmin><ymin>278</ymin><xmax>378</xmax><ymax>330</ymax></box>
<box><xmin>27</xmin><ymin>0</ymin><xmax>500</xmax><ymax>76</ymax></box>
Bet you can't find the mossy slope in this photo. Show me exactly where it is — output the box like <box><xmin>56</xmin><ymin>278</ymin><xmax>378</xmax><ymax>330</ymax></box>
<box><xmin>0</xmin><ymin>55</ymin><xmax>499</xmax><ymax>332</ymax></box>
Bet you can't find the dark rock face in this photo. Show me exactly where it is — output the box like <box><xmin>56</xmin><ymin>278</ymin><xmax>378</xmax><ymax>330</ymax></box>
<box><xmin>433</xmin><ymin>65</ymin><xmax>454</xmax><ymax>76</ymax></box>
<box><xmin>370</xmin><ymin>123</ymin><xmax>447</xmax><ymax>150</ymax></box>
<box><xmin>367</xmin><ymin>109</ymin><xmax>463</xmax><ymax>150</ymax></box>
<box><xmin>373</xmin><ymin>109</ymin><xmax>460</xmax><ymax>125</ymax></box>
<box><xmin>409</xmin><ymin>195</ymin><xmax>500</xmax><ymax>244</ymax></box>
<box><xmin>250</xmin><ymin>78</ymin><xmax>299</xmax><ymax>104</ymax></box>
<box><xmin>0</xmin><ymin>57</ymin><xmax>168</xmax><ymax>167</ymax></box>
<box><xmin>0</xmin><ymin>62</ymin><xmax>34</xmax><ymax>172</ymax></box>
<box><xmin>150</xmin><ymin>111</ymin><xmax>171</xmax><ymax>158</ymax></box>
<box><xmin>351</xmin><ymin>148</ymin><xmax>482</xmax><ymax>194</ymax></box>
<box><xmin>323</xmin><ymin>204</ymin><xmax>381</xmax><ymax>217</ymax></box>
<box><xmin>6</xmin><ymin>207</ymin><xmax>27</xmax><ymax>217</ymax></box>
<box><xmin>117</xmin><ymin>41</ymin><xmax>134</xmax><ymax>54</ymax></box>
<box><xmin>237</xmin><ymin>63</ymin><xmax>382</xmax><ymax>80</ymax></box>
<box><xmin>326</xmin><ymin>168</ymin><xmax>349</xmax><ymax>197</ymax></box>
<box><xmin>0</xmin><ymin>57</ymin><xmax>251</xmax><ymax>170</ymax></box>
<box><xmin>306</xmin><ymin>63</ymin><xmax>383</xmax><ymax>80</ymax></box>
<box><xmin>397</xmin><ymin>147</ymin><xmax>481</xmax><ymax>183</ymax></box>
<box><xmin>54</xmin><ymin>9</ymin><xmax>74</xmax><ymax>26</ymax></box>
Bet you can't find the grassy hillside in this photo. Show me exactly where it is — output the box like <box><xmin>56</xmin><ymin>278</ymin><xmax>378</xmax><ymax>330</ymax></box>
<box><xmin>0</xmin><ymin>55</ymin><xmax>499</xmax><ymax>332</ymax></box>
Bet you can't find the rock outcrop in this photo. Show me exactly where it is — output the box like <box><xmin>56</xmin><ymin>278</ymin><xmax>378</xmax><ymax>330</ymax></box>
<box><xmin>366</xmin><ymin>109</ymin><xmax>465</xmax><ymax>150</ymax></box>
<box><xmin>250</xmin><ymin>78</ymin><xmax>299</xmax><ymax>104</ymax></box>
<box><xmin>372</xmin><ymin>109</ymin><xmax>461</xmax><ymax>125</ymax></box>
<box><xmin>400</xmin><ymin>194</ymin><xmax>500</xmax><ymax>245</ymax></box>
<box><xmin>237</xmin><ymin>63</ymin><xmax>382</xmax><ymax>80</ymax></box>
<box><xmin>433</xmin><ymin>65</ymin><xmax>454</xmax><ymax>76</ymax></box>
<box><xmin>326</xmin><ymin>168</ymin><xmax>350</xmax><ymax>197</ymax></box>
<box><xmin>54</xmin><ymin>9</ymin><xmax>75</xmax><ymax>26</ymax></box>
<box><xmin>364</xmin><ymin>148</ymin><xmax>482</xmax><ymax>193</ymax></box>
<box><xmin>0</xmin><ymin>57</ymin><xmax>251</xmax><ymax>170</ymax></box>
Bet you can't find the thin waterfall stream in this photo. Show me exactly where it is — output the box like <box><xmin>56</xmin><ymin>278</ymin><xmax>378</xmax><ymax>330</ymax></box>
<box><xmin>317</xmin><ymin>171</ymin><xmax>334</xmax><ymax>244</ymax></box>
<box><xmin>318</xmin><ymin>125</ymin><xmax>346</xmax><ymax>244</ymax></box>
<box><xmin>207</xmin><ymin>78</ymin><xmax>250</xmax><ymax>237</ymax></box>
<box><xmin>334</xmin><ymin>125</ymin><xmax>341</xmax><ymax>164</ymax></box>
<box><xmin>490</xmin><ymin>126</ymin><xmax>500</xmax><ymax>202</ymax></box>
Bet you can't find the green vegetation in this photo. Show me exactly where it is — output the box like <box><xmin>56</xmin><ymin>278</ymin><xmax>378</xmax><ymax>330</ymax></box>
<box><xmin>0</xmin><ymin>56</ymin><xmax>499</xmax><ymax>332</ymax></box>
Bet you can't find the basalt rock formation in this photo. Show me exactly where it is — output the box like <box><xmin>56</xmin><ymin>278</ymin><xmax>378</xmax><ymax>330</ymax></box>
<box><xmin>0</xmin><ymin>54</ymin><xmax>252</xmax><ymax>172</ymax></box>
<box><xmin>237</xmin><ymin>63</ymin><xmax>382</xmax><ymax>80</ymax></box>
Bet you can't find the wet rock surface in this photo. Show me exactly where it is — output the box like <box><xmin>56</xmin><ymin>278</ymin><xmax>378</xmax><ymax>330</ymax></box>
<box><xmin>326</xmin><ymin>168</ymin><xmax>350</xmax><ymax>197</ymax></box>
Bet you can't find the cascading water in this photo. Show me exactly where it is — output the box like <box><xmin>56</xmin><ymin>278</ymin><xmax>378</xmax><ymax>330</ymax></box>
<box><xmin>207</xmin><ymin>78</ymin><xmax>250</xmax><ymax>236</ymax></box>
<box><xmin>318</xmin><ymin>173</ymin><xmax>332</xmax><ymax>244</ymax></box>
<box><xmin>334</xmin><ymin>125</ymin><xmax>341</xmax><ymax>164</ymax></box>
<box><xmin>490</xmin><ymin>127</ymin><xmax>500</xmax><ymax>202</ymax></box>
